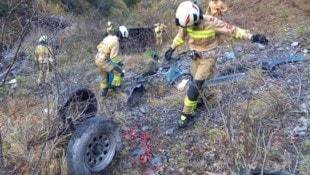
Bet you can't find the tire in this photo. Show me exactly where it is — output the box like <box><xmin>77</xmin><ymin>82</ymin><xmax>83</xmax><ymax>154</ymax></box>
<box><xmin>66</xmin><ymin>116</ymin><xmax>122</xmax><ymax>175</ymax></box>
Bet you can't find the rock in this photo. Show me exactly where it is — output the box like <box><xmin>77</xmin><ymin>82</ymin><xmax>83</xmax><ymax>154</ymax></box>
<box><xmin>299</xmin><ymin>103</ymin><xmax>309</xmax><ymax>115</ymax></box>
<box><xmin>148</xmin><ymin>170</ymin><xmax>160</xmax><ymax>175</ymax></box>
<box><xmin>302</xmin><ymin>49</ymin><xmax>308</xmax><ymax>54</ymax></box>
<box><xmin>176</xmin><ymin>79</ymin><xmax>189</xmax><ymax>91</ymax></box>
<box><xmin>151</xmin><ymin>156</ymin><xmax>166</xmax><ymax>166</ymax></box>
<box><xmin>298</xmin><ymin>117</ymin><xmax>310</xmax><ymax>126</ymax></box>
<box><xmin>123</xmin><ymin>160</ymin><xmax>132</xmax><ymax>169</ymax></box>
<box><xmin>291</xmin><ymin>42</ymin><xmax>299</xmax><ymax>47</ymax></box>
<box><xmin>258</xmin><ymin>44</ymin><xmax>266</xmax><ymax>50</ymax></box>
<box><xmin>165</xmin><ymin>128</ymin><xmax>174</xmax><ymax>135</ymax></box>
<box><xmin>142</xmin><ymin>125</ymin><xmax>152</xmax><ymax>131</ymax></box>
<box><xmin>132</xmin><ymin>147</ymin><xmax>145</xmax><ymax>158</ymax></box>
<box><xmin>224</xmin><ymin>51</ymin><xmax>235</xmax><ymax>60</ymax></box>
<box><xmin>139</xmin><ymin>106</ymin><xmax>147</xmax><ymax>114</ymax></box>
<box><xmin>8</xmin><ymin>78</ymin><xmax>17</xmax><ymax>89</ymax></box>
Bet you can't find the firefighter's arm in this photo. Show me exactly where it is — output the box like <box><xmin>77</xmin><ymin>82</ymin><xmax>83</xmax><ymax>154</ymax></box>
<box><xmin>165</xmin><ymin>28</ymin><xmax>187</xmax><ymax>61</ymax></box>
<box><xmin>212</xmin><ymin>17</ymin><xmax>252</xmax><ymax>40</ymax></box>
<box><xmin>109</xmin><ymin>41</ymin><xmax>121</xmax><ymax>64</ymax></box>
<box><xmin>213</xmin><ymin>18</ymin><xmax>268</xmax><ymax>44</ymax></box>
<box><xmin>170</xmin><ymin>27</ymin><xmax>186</xmax><ymax>50</ymax></box>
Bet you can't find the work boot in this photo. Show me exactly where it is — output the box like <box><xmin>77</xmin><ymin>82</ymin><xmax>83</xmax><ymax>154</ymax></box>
<box><xmin>101</xmin><ymin>88</ymin><xmax>109</xmax><ymax>97</ymax></box>
<box><xmin>178</xmin><ymin>113</ymin><xmax>193</xmax><ymax>128</ymax></box>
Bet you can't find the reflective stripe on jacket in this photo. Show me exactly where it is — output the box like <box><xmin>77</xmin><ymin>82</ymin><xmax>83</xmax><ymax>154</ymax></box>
<box><xmin>171</xmin><ymin>15</ymin><xmax>252</xmax><ymax>52</ymax></box>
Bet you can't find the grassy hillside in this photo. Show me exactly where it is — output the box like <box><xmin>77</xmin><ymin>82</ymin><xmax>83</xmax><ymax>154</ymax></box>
<box><xmin>0</xmin><ymin>0</ymin><xmax>309</xmax><ymax>174</ymax></box>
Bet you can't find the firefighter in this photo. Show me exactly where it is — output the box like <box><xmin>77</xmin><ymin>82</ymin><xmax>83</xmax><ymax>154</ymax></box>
<box><xmin>154</xmin><ymin>23</ymin><xmax>167</xmax><ymax>46</ymax></box>
<box><xmin>96</xmin><ymin>26</ymin><xmax>129</xmax><ymax>96</ymax></box>
<box><xmin>34</xmin><ymin>35</ymin><xmax>54</xmax><ymax>84</ymax></box>
<box><xmin>206</xmin><ymin>0</ymin><xmax>228</xmax><ymax>17</ymax></box>
<box><xmin>165</xmin><ymin>1</ymin><xmax>268</xmax><ymax>128</ymax></box>
<box><xmin>107</xmin><ymin>21</ymin><xmax>115</xmax><ymax>35</ymax></box>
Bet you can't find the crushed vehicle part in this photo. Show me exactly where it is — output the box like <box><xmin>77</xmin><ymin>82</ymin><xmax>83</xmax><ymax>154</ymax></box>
<box><xmin>127</xmin><ymin>84</ymin><xmax>146</xmax><ymax>108</ymax></box>
<box><xmin>120</xmin><ymin>26</ymin><xmax>155</xmax><ymax>54</ymax></box>
<box><xmin>28</xmin><ymin>86</ymin><xmax>98</xmax><ymax>148</ymax></box>
<box><xmin>261</xmin><ymin>54</ymin><xmax>306</xmax><ymax>70</ymax></box>
<box><xmin>166</xmin><ymin>66</ymin><xmax>191</xmax><ymax>85</ymax></box>
<box><xmin>57</xmin><ymin>85</ymin><xmax>98</xmax><ymax>124</ymax></box>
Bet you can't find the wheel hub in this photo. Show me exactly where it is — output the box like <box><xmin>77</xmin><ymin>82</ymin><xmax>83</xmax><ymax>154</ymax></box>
<box><xmin>85</xmin><ymin>133</ymin><xmax>111</xmax><ymax>168</ymax></box>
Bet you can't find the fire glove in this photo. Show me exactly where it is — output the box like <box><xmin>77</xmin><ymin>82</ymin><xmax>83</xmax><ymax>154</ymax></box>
<box><xmin>251</xmin><ymin>34</ymin><xmax>268</xmax><ymax>45</ymax></box>
<box><xmin>165</xmin><ymin>47</ymin><xmax>174</xmax><ymax>61</ymax></box>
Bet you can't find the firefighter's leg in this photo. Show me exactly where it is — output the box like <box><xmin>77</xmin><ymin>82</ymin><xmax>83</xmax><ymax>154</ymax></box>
<box><xmin>95</xmin><ymin>58</ymin><xmax>112</xmax><ymax>96</ymax></box>
<box><xmin>111</xmin><ymin>66</ymin><xmax>124</xmax><ymax>88</ymax></box>
<box><xmin>159</xmin><ymin>36</ymin><xmax>163</xmax><ymax>45</ymax></box>
<box><xmin>196</xmin><ymin>57</ymin><xmax>219</xmax><ymax>106</ymax></box>
<box><xmin>179</xmin><ymin>79</ymin><xmax>204</xmax><ymax>128</ymax></box>
<box><xmin>45</xmin><ymin>64</ymin><xmax>50</xmax><ymax>83</ymax></box>
<box><xmin>37</xmin><ymin>70</ymin><xmax>43</xmax><ymax>84</ymax></box>
<box><xmin>156</xmin><ymin>36</ymin><xmax>159</xmax><ymax>45</ymax></box>
<box><xmin>178</xmin><ymin>58</ymin><xmax>216</xmax><ymax>128</ymax></box>
<box><xmin>37</xmin><ymin>63</ymin><xmax>44</xmax><ymax>84</ymax></box>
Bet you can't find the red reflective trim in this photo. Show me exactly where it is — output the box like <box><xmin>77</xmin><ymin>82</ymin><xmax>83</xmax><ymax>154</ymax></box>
<box><xmin>185</xmin><ymin>15</ymin><xmax>191</xmax><ymax>26</ymax></box>
<box><xmin>226</xmin><ymin>23</ymin><xmax>233</xmax><ymax>29</ymax></box>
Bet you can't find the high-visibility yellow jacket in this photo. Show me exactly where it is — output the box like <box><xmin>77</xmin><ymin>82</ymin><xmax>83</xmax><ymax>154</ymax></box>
<box><xmin>206</xmin><ymin>0</ymin><xmax>228</xmax><ymax>16</ymax></box>
<box><xmin>34</xmin><ymin>44</ymin><xmax>54</xmax><ymax>63</ymax></box>
<box><xmin>154</xmin><ymin>23</ymin><xmax>167</xmax><ymax>37</ymax></box>
<box><xmin>170</xmin><ymin>15</ymin><xmax>252</xmax><ymax>52</ymax></box>
<box><xmin>97</xmin><ymin>35</ymin><xmax>121</xmax><ymax>63</ymax></box>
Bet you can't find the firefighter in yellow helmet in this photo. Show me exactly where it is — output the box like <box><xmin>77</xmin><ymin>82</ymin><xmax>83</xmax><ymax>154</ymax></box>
<box><xmin>154</xmin><ymin>23</ymin><xmax>167</xmax><ymax>46</ymax></box>
<box><xmin>165</xmin><ymin>1</ymin><xmax>268</xmax><ymax>128</ymax></box>
<box><xmin>206</xmin><ymin>0</ymin><xmax>228</xmax><ymax>17</ymax></box>
<box><xmin>96</xmin><ymin>26</ymin><xmax>129</xmax><ymax>96</ymax></box>
<box><xmin>34</xmin><ymin>35</ymin><xmax>54</xmax><ymax>84</ymax></box>
<box><xmin>107</xmin><ymin>21</ymin><xmax>115</xmax><ymax>35</ymax></box>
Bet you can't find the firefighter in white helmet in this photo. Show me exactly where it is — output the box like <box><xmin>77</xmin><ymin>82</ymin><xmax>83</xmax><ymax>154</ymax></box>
<box><xmin>206</xmin><ymin>0</ymin><xmax>228</xmax><ymax>17</ymax></box>
<box><xmin>34</xmin><ymin>35</ymin><xmax>54</xmax><ymax>84</ymax></box>
<box><xmin>96</xmin><ymin>26</ymin><xmax>129</xmax><ymax>96</ymax></box>
<box><xmin>165</xmin><ymin>1</ymin><xmax>268</xmax><ymax>128</ymax></box>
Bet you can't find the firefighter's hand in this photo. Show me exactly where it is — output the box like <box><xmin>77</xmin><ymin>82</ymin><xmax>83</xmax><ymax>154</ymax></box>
<box><xmin>251</xmin><ymin>34</ymin><xmax>268</xmax><ymax>45</ymax></box>
<box><xmin>165</xmin><ymin>47</ymin><xmax>174</xmax><ymax>61</ymax></box>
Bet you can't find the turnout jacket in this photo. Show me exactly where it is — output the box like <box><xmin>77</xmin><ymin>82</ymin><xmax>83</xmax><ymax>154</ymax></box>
<box><xmin>34</xmin><ymin>44</ymin><xmax>54</xmax><ymax>64</ymax></box>
<box><xmin>170</xmin><ymin>15</ymin><xmax>252</xmax><ymax>52</ymax></box>
<box><xmin>97</xmin><ymin>35</ymin><xmax>121</xmax><ymax>63</ymax></box>
<box><xmin>206</xmin><ymin>0</ymin><xmax>228</xmax><ymax>16</ymax></box>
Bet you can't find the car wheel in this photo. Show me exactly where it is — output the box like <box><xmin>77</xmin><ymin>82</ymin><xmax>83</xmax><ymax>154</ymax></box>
<box><xmin>66</xmin><ymin>116</ymin><xmax>122</xmax><ymax>175</ymax></box>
